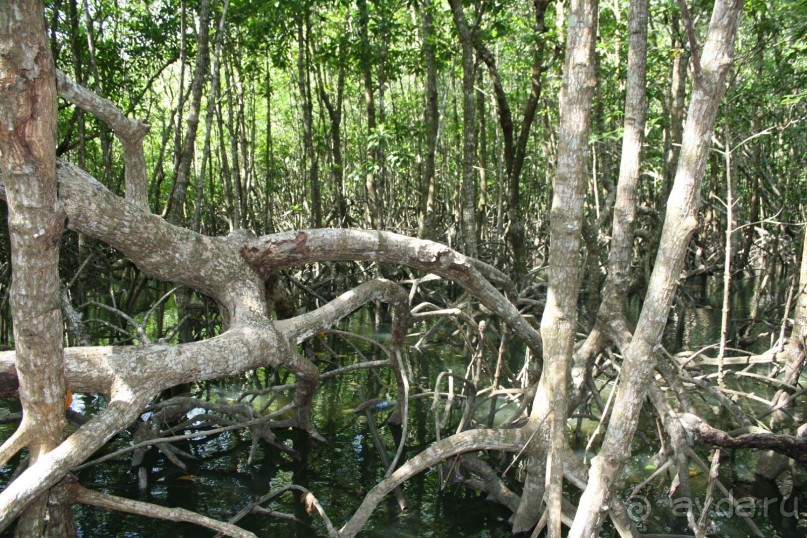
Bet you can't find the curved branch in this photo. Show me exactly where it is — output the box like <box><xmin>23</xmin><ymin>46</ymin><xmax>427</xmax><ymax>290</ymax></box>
<box><xmin>0</xmin><ymin>425</ymin><xmax>31</xmax><ymax>468</ymax></box>
<box><xmin>243</xmin><ymin>230</ymin><xmax>540</xmax><ymax>355</ymax></box>
<box><xmin>56</xmin><ymin>160</ymin><xmax>266</xmax><ymax>323</ymax></box>
<box><xmin>0</xmin><ymin>387</ymin><xmax>153</xmax><ymax>532</ymax></box>
<box><xmin>339</xmin><ymin>428</ymin><xmax>524</xmax><ymax>537</ymax></box>
<box><xmin>55</xmin><ymin>70</ymin><xmax>149</xmax><ymax>208</ymax></box>
<box><xmin>276</xmin><ymin>279</ymin><xmax>410</xmax><ymax>346</ymax></box>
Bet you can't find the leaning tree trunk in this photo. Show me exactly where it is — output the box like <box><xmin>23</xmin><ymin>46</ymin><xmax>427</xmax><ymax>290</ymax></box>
<box><xmin>0</xmin><ymin>1</ymin><xmax>68</xmax><ymax>534</ymax></box>
<box><xmin>511</xmin><ymin>0</ymin><xmax>597</xmax><ymax>534</ymax></box>
<box><xmin>569</xmin><ymin>1</ymin><xmax>746</xmax><ymax>535</ymax></box>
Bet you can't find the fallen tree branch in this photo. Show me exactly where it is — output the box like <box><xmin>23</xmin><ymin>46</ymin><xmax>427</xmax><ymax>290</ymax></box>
<box><xmin>678</xmin><ymin>413</ymin><xmax>807</xmax><ymax>462</ymax></box>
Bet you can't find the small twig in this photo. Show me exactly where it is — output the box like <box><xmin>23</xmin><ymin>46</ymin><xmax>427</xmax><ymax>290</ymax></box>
<box><xmin>696</xmin><ymin>448</ymin><xmax>722</xmax><ymax>536</ymax></box>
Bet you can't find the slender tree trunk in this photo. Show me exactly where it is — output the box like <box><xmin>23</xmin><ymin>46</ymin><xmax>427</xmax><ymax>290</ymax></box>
<box><xmin>0</xmin><ymin>1</ymin><xmax>68</xmax><ymax>533</ymax></box>
<box><xmin>476</xmin><ymin>69</ymin><xmax>487</xmax><ymax>244</ymax></box>
<box><xmin>166</xmin><ymin>0</ymin><xmax>211</xmax><ymax>224</ymax></box>
<box><xmin>662</xmin><ymin>9</ymin><xmax>687</xmax><ymax>205</ymax></box>
<box><xmin>297</xmin><ymin>16</ymin><xmax>321</xmax><ymax>229</ymax></box>
<box><xmin>572</xmin><ymin>0</ymin><xmax>649</xmax><ymax>408</ymax></box>
<box><xmin>317</xmin><ymin>49</ymin><xmax>347</xmax><ymax>227</ymax></box>
<box><xmin>569</xmin><ymin>2</ymin><xmax>745</xmax><ymax>535</ymax></box>
<box><xmin>418</xmin><ymin>0</ymin><xmax>438</xmax><ymax>240</ymax></box>
<box><xmin>80</xmin><ymin>0</ymin><xmax>113</xmax><ymax>186</ymax></box>
<box><xmin>512</xmin><ymin>1</ymin><xmax>598</xmax><ymax>535</ymax></box>
<box><xmin>264</xmin><ymin>53</ymin><xmax>276</xmax><ymax>234</ymax></box>
<box><xmin>193</xmin><ymin>0</ymin><xmax>230</xmax><ymax>232</ymax></box>
<box><xmin>168</xmin><ymin>0</ymin><xmax>211</xmax><ymax>347</ymax></box>
<box><xmin>740</xmin><ymin>16</ymin><xmax>765</xmax><ymax>272</ymax></box>
<box><xmin>223</xmin><ymin>57</ymin><xmax>244</xmax><ymax>229</ymax></box>
<box><xmin>474</xmin><ymin>0</ymin><xmax>551</xmax><ymax>280</ymax></box>
<box><xmin>447</xmin><ymin>0</ymin><xmax>478</xmax><ymax>258</ymax></box>
<box><xmin>358</xmin><ymin>0</ymin><xmax>380</xmax><ymax>230</ymax></box>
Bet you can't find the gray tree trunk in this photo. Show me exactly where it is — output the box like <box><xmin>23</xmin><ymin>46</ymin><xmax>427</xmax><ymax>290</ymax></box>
<box><xmin>512</xmin><ymin>0</ymin><xmax>598</xmax><ymax>534</ymax></box>
<box><xmin>0</xmin><ymin>1</ymin><xmax>68</xmax><ymax>533</ymax></box>
<box><xmin>569</xmin><ymin>2</ymin><xmax>746</xmax><ymax>535</ymax></box>
<box><xmin>418</xmin><ymin>0</ymin><xmax>438</xmax><ymax>241</ymax></box>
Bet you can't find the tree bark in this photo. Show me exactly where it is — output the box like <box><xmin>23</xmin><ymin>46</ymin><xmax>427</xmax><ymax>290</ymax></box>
<box><xmin>569</xmin><ymin>2</ymin><xmax>746</xmax><ymax>535</ymax></box>
<box><xmin>447</xmin><ymin>0</ymin><xmax>478</xmax><ymax>258</ymax></box>
<box><xmin>0</xmin><ymin>155</ymin><xmax>547</xmax><ymax>529</ymax></box>
<box><xmin>166</xmin><ymin>0</ymin><xmax>211</xmax><ymax>224</ymax></box>
<box><xmin>474</xmin><ymin>0</ymin><xmax>551</xmax><ymax>280</ymax></box>
<box><xmin>317</xmin><ymin>53</ymin><xmax>347</xmax><ymax>227</ymax></box>
<box><xmin>55</xmin><ymin>71</ymin><xmax>149</xmax><ymax>209</ymax></box>
<box><xmin>662</xmin><ymin>10</ymin><xmax>688</xmax><ymax>204</ymax></box>
<box><xmin>0</xmin><ymin>2</ymin><xmax>67</xmax><ymax>533</ymax></box>
<box><xmin>297</xmin><ymin>14</ymin><xmax>321</xmax><ymax>229</ymax></box>
<box><xmin>571</xmin><ymin>0</ymin><xmax>649</xmax><ymax>403</ymax></box>
<box><xmin>417</xmin><ymin>0</ymin><xmax>438</xmax><ymax>241</ymax></box>
<box><xmin>512</xmin><ymin>1</ymin><xmax>597</xmax><ymax>534</ymax></box>
<box><xmin>357</xmin><ymin>0</ymin><xmax>380</xmax><ymax>230</ymax></box>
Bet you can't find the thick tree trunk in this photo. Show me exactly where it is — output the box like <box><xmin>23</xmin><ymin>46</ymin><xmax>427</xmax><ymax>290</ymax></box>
<box><xmin>569</xmin><ymin>2</ymin><xmax>745</xmax><ymax>535</ymax></box>
<box><xmin>0</xmin><ymin>2</ymin><xmax>68</xmax><ymax>533</ymax></box>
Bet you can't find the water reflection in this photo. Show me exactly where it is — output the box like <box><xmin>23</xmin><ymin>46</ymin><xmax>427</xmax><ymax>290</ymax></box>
<box><xmin>0</xmin><ymin>277</ymin><xmax>805</xmax><ymax>536</ymax></box>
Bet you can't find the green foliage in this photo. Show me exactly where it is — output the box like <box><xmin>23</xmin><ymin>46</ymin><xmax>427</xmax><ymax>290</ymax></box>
<box><xmin>22</xmin><ymin>0</ymin><xmax>804</xmax><ymax>350</ymax></box>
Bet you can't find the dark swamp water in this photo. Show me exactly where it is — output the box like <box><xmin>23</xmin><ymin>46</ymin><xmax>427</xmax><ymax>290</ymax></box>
<box><xmin>2</xmin><ymin>277</ymin><xmax>807</xmax><ymax>536</ymax></box>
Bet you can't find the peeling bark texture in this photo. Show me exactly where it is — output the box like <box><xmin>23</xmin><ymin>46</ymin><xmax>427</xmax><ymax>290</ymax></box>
<box><xmin>512</xmin><ymin>0</ymin><xmax>597</xmax><ymax>534</ymax></box>
<box><xmin>568</xmin><ymin>2</ymin><xmax>746</xmax><ymax>536</ymax></box>
<box><xmin>0</xmin><ymin>0</ymin><xmax>68</xmax><ymax>533</ymax></box>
